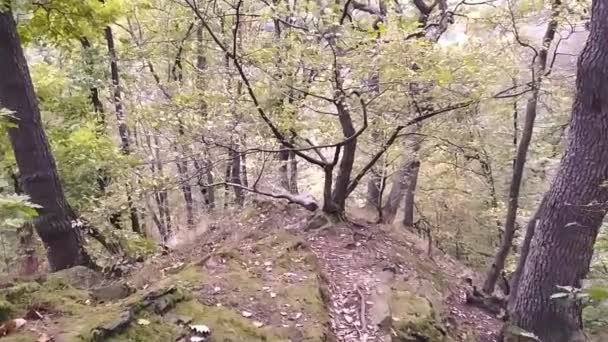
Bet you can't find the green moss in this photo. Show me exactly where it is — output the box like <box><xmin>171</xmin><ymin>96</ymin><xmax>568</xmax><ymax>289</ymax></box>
<box><xmin>390</xmin><ymin>290</ymin><xmax>446</xmax><ymax>342</ymax></box>
<box><xmin>0</xmin><ymin>297</ymin><xmax>14</xmax><ymax>321</ymax></box>
<box><xmin>3</xmin><ymin>282</ymin><xmax>41</xmax><ymax>302</ymax></box>
<box><xmin>106</xmin><ymin>313</ymin><xmax>176</xmax><ymax>342</ymax></box>
<box><xmin>174</xmin><ymin>301</ymin><xmax>284</xmax><ymax>341</ymax></box>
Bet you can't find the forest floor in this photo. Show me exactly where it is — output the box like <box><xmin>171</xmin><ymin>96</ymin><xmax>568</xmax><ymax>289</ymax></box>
<box><xmin>0</xmin><ymin>201</ymin><xmax>502</xmax><ymax>342</ymax></box>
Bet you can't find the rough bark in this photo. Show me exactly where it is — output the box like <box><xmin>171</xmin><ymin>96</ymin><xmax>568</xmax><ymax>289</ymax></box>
<box><xmin>508</xmin><ymin>2</ymin><xmax>608</xmax><ymax>340</ymax></box>
<box><xmin>0</xmin><ymin>9</ymin><xmax>90</xmax><ymax>271</ymax></box>
<box><xmin>483</xmin><ymin>3</ymin><xmax>559</xmax><ymax>294</ymax></box>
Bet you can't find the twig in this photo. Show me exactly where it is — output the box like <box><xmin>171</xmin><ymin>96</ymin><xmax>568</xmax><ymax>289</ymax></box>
<box><xmin>356</xmin><ymin>284</ymin><xmax>368</xmax><ymax>342</ymax></box>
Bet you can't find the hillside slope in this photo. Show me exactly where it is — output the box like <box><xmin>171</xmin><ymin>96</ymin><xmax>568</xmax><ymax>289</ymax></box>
<box><xmin>0</xmin><ymin>203</ymin><xmax>500</xmax><ymax>342</ymax></box>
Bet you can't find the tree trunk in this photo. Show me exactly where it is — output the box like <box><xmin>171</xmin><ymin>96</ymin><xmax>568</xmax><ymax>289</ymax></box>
<box><xmin>279</xmin><ymin>148</ymin><xmax>290</xmax><ymax>191</ymax></box>
<box><xmin>0</xmin><ymin>9</ymin><xmax>90</xmax><ymax>271</ymax></box>
<box><xmin>229</xmin><ymin>149</ymin><xmax>244</xmax><ymax>206</ymax></box>
<box><xmin>288</xmin><ymin>151</ymin><xmax>299</xmax><ymax>194</ymax></box>
<box><xmin>194</xmin><ymin>158</ymin><xmax>215</xmax><ymax>209</ymax></box>
<box><xmin>366</xmin><ymin>169</ymin><xmax>382</xmax><ymax>209</ymax></box>
<box><xmin>330</xmin><ymin>103</ymin><xmax>357</xmax><ymax>213</ymax></box>
<box><xmin>402</xmin><ymin>160</ymin><xmax>421</xmax><ymax>227</ymax></box>
<box><xmin>483</xmin><ymin>4</ymin><xmax>559</xmax><ymax>294</ymax></box>
<box><xmin>382</xmin><ymin>131</ymin><xmax>422</xmax><ymax>224</ymax></box>
<box><xmin>508</xmin><ymin>2</ymin><xmax>608</xmax><ymax>340</ymax></box>
<box><xmin>104</xmin><ymin>24</ymin><xmax>142</xmax><ymax>234</ymax></box>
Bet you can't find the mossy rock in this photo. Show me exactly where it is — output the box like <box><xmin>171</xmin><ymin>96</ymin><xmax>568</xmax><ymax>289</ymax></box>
<box><xmin>48</xmin><ymin>265</ymin><xmax>104</xmax><ymax>289</ymax></box>
<box><xmin>0</xmin><ymin>297</ymin><xmax>14</xmax><ymax>321</ymax></box>
<box><xmin>390</xmin><ymin>290</ymin><xmax>446</xmax><ymax>342</ymax></box>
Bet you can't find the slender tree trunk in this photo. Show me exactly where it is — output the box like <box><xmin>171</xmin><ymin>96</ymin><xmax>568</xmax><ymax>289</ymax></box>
<box><xmin>483</xmin><ymin>4</ymin><xmax>559</xmax><ymax>294</ymax></box>
<box><xmin>194</xmin><ymin>158</ymin><xmax>215</xmax><ymax>209</ymax></box>
<box><xmin>331</xmin><ymin>104</ymin><xmax>357</xmax><ymax>213</ymax></box>
<box><xmin>229</xmin><ymin>148</ymin><xmax>244</xmax><ymax>206</ymax></box>
<box><xmin>288</xmin><ymin>151</ymin><xmax>299</xmax><ymax>194</ymax></box>
<box><xmin>279</xmin><ymin>148</ymin><xmax>290</xmax><ymax>190</ymax></box>
<box><xmin>104</xmin><ymin>24</ymin><xmax>142</xmax><ymax>234</ymax></box>
<box><xmin>0</xmin><ymin>10</ymin><xmax>91</xmax><ymax>271</ymax></box>
<box><xmin>508</xmin><ymin>2</ymin><xmax>608</xmax><ymax>340</ymax></box>
<box><xmin>195</xmin><ymin>25</ymin><xmax>215</xmax><ymax>208</ymax></box>
<box><xmin>224</xmin><ymin>162</ymin><xmax>232</xmax><ymax>209</ymax></box>
<box><xmin>402</xmin><ymin>161</ymin><xmax>421</xmax><ymax>227</ymax></box>
<box><xmin>382</xmin><ymin>130</ymin><xmax>422</xmax><ymax>224</ymax></box>
<box><xmin>175</xmin><ymin>153</ymin><xmax>195</xmax><ymax>229</ymax></box>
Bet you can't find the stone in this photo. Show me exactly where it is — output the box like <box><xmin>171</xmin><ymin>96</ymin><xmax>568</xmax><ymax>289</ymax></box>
<box><xmin>50</xmin><ymin>265</ymin><xmax>104</xmax><ymax>289</ymax></box>
<box><xmin>91</xmin><ymin>282</ymin><xmax>134</xmax><ymax>302</ymax></box>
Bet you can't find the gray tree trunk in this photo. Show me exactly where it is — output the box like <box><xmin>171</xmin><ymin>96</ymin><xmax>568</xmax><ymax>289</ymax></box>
<box><xmin>508</xmin><ymin>2</ymin><xmax>608</xmax><ymax>340</ymax></box>
<box><xmin>0</xmin><ymin>9</ymin><xmax>90</xmax><ymax>271</ymax></box>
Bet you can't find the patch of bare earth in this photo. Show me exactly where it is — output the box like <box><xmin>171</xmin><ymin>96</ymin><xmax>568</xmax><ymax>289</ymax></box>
<box><xmin>305</xmin><ymin>217</ymin><xmax>501</xmax><ymax>342</ymax></box>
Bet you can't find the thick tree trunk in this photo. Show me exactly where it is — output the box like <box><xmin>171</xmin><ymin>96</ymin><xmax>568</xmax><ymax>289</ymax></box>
<box><xmin>508</xmin><ymin>2</ymin><xmax>608</xmax><ymax>340</ymax></box>
<box><xmin>104</xmin><ymin>24</ymin><xmax>142</xmax><ymax>234</ymax></box>
<box><xmin>0</xmin><ymin>10</ymin><xmax>90</xmax><ymax>271</ymax></box>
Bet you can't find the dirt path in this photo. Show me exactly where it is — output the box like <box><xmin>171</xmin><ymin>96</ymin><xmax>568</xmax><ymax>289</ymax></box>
<box><xmin>308</xmin><ymin>226</ymin><xmax>382</xmax><ymax>341</ymax></box>
<box><xmin>306</xmin><ymin>221</ymin><xmax>501</xmax><ymax>342</ymax></box>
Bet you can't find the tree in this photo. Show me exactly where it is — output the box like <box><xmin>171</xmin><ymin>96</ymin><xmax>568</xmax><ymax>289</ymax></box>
<box><xmin>483</xmin><ymin>0</ymin><xmax>560</xmax><ymax>294</ymax></box>
<box><xmin>507</xmin><ymin>0</ymin><xmax>608</xmax><ymax>340</ymax></box>
<box><xmin>0</xmin><ymin>7</ymin><xmax>90</xmax><ymax>271</ymax></box>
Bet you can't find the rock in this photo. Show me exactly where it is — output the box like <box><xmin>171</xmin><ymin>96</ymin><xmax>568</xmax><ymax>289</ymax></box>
<box><xmin>165</xmin><ymin>314</ymin><xmax>193</xmax><ymax>326</ymax></box>
<box><xmin>50</xmin><ymin>265</ymin><xmax>104</xmax><ymax>289</ymax></box>
<box><xmin>91</xmin><ymin>282</ymin><xmax>134</xmax><ymax>302</ymax></box>
<box><xmin>91</xmin><ymin>310</ymin><xmax>133</xmax><ymax>341</ymax></box>
<box><xmin>390</xmin><ymin>290</ymin><xmax>446</xmax><ymax>342</ymax></box>
<box><xmin>0</xmin><ymin>298</ymin><xmax>14</xmax><ymax>322</ymax></box>
<box><xmin>369</xmin><ymin>284</ymin><xmax>392</xmax><ymax>334</ymax></box>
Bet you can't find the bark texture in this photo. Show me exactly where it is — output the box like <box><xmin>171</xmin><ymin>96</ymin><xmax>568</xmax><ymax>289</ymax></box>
<box><xmin>0</xmin><ymin>10</ymin><xmax>89</xmax><ymax>271</ymax></box>
<box><xmin>509</xmin><ymin>1</ymin><xmax>608</xmax><ymax>340</ymax></box>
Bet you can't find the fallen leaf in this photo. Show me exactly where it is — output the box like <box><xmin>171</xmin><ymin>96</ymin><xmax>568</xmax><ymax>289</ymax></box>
<box><xmin>137</xmin><ymin>318</ymin><xmax>151</xmax><ymax>326</ymax></box>
<box><xmin>190</xmin><ymin>324</ymin><xmax>211</xmax><ymax>335</ymax></box>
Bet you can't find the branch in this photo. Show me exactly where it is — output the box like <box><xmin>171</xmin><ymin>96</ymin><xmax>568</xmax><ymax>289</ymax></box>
<box><xmin>185</xmin><ymin>0</ymin><xmax>328</xmax><ymax>167</ymax></box>
<box><xmin>346</xmin><ymin>100</ymin><xmax>475</xmax><ymax>195</ymax></box>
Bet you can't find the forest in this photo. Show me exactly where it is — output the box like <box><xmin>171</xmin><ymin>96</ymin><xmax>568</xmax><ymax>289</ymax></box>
<box><xmin>0</xmin><ymin>0</ymin><xmax>608</xmax><ymax>341</ymax></box>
